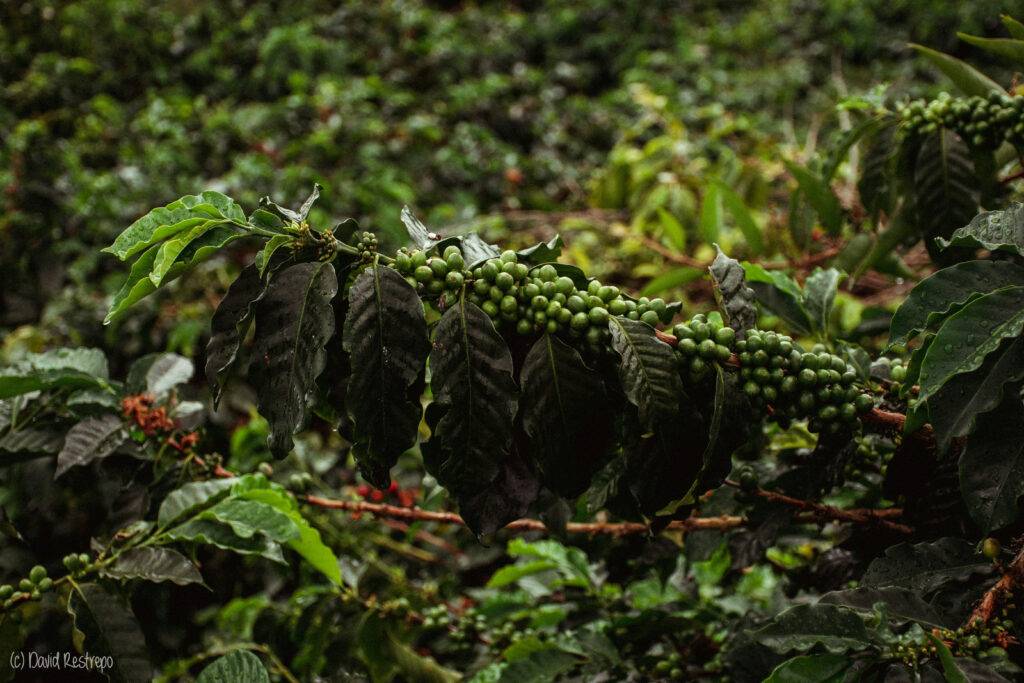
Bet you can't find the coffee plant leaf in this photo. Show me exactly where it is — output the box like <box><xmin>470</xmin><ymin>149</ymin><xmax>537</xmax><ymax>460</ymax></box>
<box><xmin>742</xmin><ymin>263</ymin><xmax>813</xmax><ymax>335</ymax></box>
<box><xmin>240</xmin><ymin>487</ymin><xmax>342</xmax><ymax>585</ymax></box>
<box><xmin>199</xmin><ymin>498</ymin><xmax>300</xmax><ymax>542</ymax></box>
<box><xmin>607</xmin><ymin>316</ymin><xmax>682</xmax><ymax>430</ymax></box>
<box><xmin>890</xmin><ymin>260</ymin><xmax>1024</xmax><ymax>347</ymax></box>
<box><xmin>205</xmin><ymin>265</ymin><xmax>268</xmax><ymax>406</ymax></box>
<box><xmin>497</xmin><ymin>645</ymin><xmax>579</xmax><ymax>683</ymax></box>
<box><xmin>342</xmin><ymin>265</ymin><xmax>430</xmax><ymax>489</ymax></box>
<box><xmin>752</xmin><ymin>603</ymin><xmax>876</xmax><ymax>654</ymax></box>
<box><xmin>435</xmin><ymin>232</ymin><xmax>502</xmax><ymax>268</ymax></box>
<box><xmin>255</xmin><ymin>234</ymin><xmax>293</xmax><ymax>277</ymax></box>
<box><xmin>957</xmin><ymin>33</ymin><xmax>1024</xmax><ymax>64</ymax></box>
<box><xmin>516</xmin><ymin>235</ymin><xmax>563</xmax><ymax>264</ymax></box>
<box><xmin>708</xmin><ymin>246</ymin><xmax>757</xmax><ymax>336</ymax></box>
<box><xmin>166</xmin><ymin>518</ymin><xmax>287</xmax><ymax>564</ymax></box>
<box><xmin>927</xmin><ymin>336</ymin><xmax>1024</xmax><ymax>452</ymax></box>
<box><xmin>917</xmin><ymin>285</ymin><xmax>1024</xmax><ymax>402</ymax></box>
<box><xmin>103</xmin><ymin>190</ymin><xmax>245</xmax><ymax>262</ymax></box>
<box><xmin>127</xmin><ymin>352</ymin><xmax>193</xmax><ymax>397</ymax></box>
<box><xmin>959</xmin><ymin>391</ymin><xmax>1024</xmax><ymax>533</ymax></box>
<box><xmin>0</xmin><ymin>427</ymin><xmax>66</xmax><ymax>461</ymax></box>
<box><xmin>783</xmin><ymin>160</ymin><xmax>843</xmax><ymax>235</ymax></box>
<box><xmin>54</xmin><ymin>414</ymin><xmax>126</xmax><ymax>479</ymax></box>
<box><xmin>802</xmin><ymin>267</ymin><xmax>844</xmax><ymax>339</ymax></box>
<box><xmin>400</xmin><ymin>205</ymin><xmax>440</xmax><ymax>250</ymax></box>
<box><xmin>422</xmin><ymin>300</ymin><xmax>521</xmax><ymax>535</ymax></box>
<box><xmin>764</xmin><ymin>653</ymin><xmax>851</xmax><ymax>683</ymax></box>
<box><xmin>519</xmin><ymin>334</ymin><xmax>614</xmax><ymax>499</ymax></box>
<box><xmin>913</xmin><ymin>130</ymin><xmax>979</xmax><ymax>261</ymax></box>
<box><xmin>909</xmin><ymin>43</ymin><xmax>1004</xmax><ymax>97</ymax></box>
<box><xmin>861</xmin><ymin>538</ymin><xmax>991</xmax><ymax>594</ymax></box>
<box><xmin>937</xmin><ymin>202</ymin><xmax>1024</xmax><ymax>256</ymax></box>
<box><xmin>820</xmin><ymin>587</ymin><xmax>954</xmax><ymax>629</ymax></box>
<box><xmin>149</xmin><ymin>220</ymin><xmax>237</xmax><ymax>286</ymax></box>
<box><xmin>0</xmin><ymin>347</ymin><xmax>109</xmax><ymax>399</ymax></box>
<box><xmin>157</xmin><ymin>478</ymin><xmax>237</xmax><ymax>527</ymax></box>
<box><xmin>100</xmin><ymin>547</ymin><xmax>204</xmax><ymax>586</ymax></box>
<box><xmin>67</xmin><ymin>582</ymin><xmax>152</xmax><ymax>683</ymax></box>
<box><xmin>196</xmin><ymin>650</ymin><xmax>269</xmax><ymax>683</ymax></box>
<box><xmin>250</xmin><ymin>262</ymin><xmax>338</xmax><ymax>459</ymax></box>
<box><xmin>857</xmin><ymin>122</ymin><xmax>900</xmax><ymax>219</ymax></box>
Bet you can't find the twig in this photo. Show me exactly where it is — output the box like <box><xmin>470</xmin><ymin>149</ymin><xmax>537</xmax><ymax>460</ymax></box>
<box><xmin>302</xmin><ymin>496</ymin><xmax>744</xmax><ymax>536</ymax></box>
<box><xmin>724</xmin><ymin>480</ymin><xmax>912</xmax><ymax>534</ymax></box>
<box><xmin>968</xmin><ymin>545</ymin><xmax>1024</xmax><ymax>626</ymax></box>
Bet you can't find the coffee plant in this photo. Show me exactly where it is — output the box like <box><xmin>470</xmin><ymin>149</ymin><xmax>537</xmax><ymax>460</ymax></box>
<box><xmin>8</xmin><ymin>6</ymin><xmax>1024</xmax><ymax>683</ymax></box>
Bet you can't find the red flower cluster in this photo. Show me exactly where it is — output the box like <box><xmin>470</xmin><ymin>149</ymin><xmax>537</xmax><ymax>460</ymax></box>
<box><xmin>121</xmin><ymin>394</ymin><xmax>199</xmax><ymax>453</ymax></box>
<box><xmin>355</xmin><ymin>481</ymin><xmax>416</xmax><ymax>508</ymax></box>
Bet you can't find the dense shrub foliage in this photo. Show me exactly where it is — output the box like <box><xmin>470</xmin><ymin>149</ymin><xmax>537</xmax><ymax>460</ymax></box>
<box><xmin>5</xmin><ymin>4</ymin><xmax>1024</xmax><ymax>682</ymax></box>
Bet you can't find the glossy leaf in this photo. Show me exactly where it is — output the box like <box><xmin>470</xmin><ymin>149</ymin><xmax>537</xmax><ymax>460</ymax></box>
<box><xmin>127</xmin><ymin>353</ymin><xmax>193</xmax><ymax>397</ymax></box>
<box><xmin>909</xmin><ymin>44</ymin><xmax>1003</xmax><ymax>97</ymax></box>
<box><xmin>764</xmin><ymin>654</ymin><xmax>850</xmax><ymax>683</ymax></box>
<box><xmin>0</xmin><ymin>347</ymin><xmax>109</xmax><ymax>399</ymax></box>
<box><xmin>157</xmin><ymin>478</ymin><xmax>237</xmax><ymax>527</ymax></box>
<box><xmin>250</xmin><ymin>262</ymin><xmax>338</xmax><ymax>458</ymax></box>
<box><xmin>101</xmin><ymin>547</ymin><xmax>203</xmax><ymax>586</ymax></box>
<box><xmin>196</xmin><ymin>650</ymin><xmax>269</xmax><ymax>683</ymax></box>
<box><xmin>516</xmin><ymin>235</ymin><xmax>563</xmax><ymax>264</ymax></box>
<box><xmin>200</xmin><ymin>498</ymin><xmax>300</xmax><ymax>542</ymax></box>
<box><xmin>913</xmin><ymin>130</ymin><xmax>978</xmax><ymax>260</ymax></box>
<box><xmin>927</xmin><ymin>336</ymin><xmax>1024</xmax><ymax>452</ymax></box>
<box><xmin>342</xmin><ymin>265</ymin><xmax>430</xmax><ymax>488</ymax></box>
<box><xmin>520</xmin><ymin>335</ymin><xmax>614</xmax><ymax>498</ymax></box>
<box><xmin>205</xmin><ymin>265</ymin><xmax>268</xmax><ymax>406</ymax></box>
<box><xmin>889</xmin><ymin>260</ymin><xmax>1024</xmax><ymax>346</ymax></box>
<box><xmin>959</xmin><ymin>392</ymin><xmax>1024</xmax><ymax>533</ymax></box>
<box><xmin>607</xmin><ymin>317</ymin><xmax>682</xmax><ymax>430</ymax></box>
<box><xmin>423</xmin><ymin>300</ymin><xmax>522</xmax><ymax>535</ymax></box>
<box><xmin>103</xmin><ymin>190</ymin><xmax>245</xmax><ymax>262</ymax></box>
<box><xmin>752</xmin><ymin>604</ymin><xmax>874</xmax><ymax>654</ymax></box>
<box><xmin>937</xmin><ymin>202</ymin><xmax>1024</xmax><ymax>257</ymax></box>
<box><xmin>917</xmin><ymin>286</ymin><xmax>1024</xmax><ymax>402</ymax></box>
<box><xmin>820</xmin><ymin>587</ymin><xmax>953</xmax><ymax>628</ymax></box>
<box><xmin>166</xmin><ymin>518</ymin><xmax>286</xmax><ymax>564</ymax></box>
<box><xmin>54</xmin><ymin>414</ymin><xmax>126</xmax><ymax>479</ymax></box>
<box><xmin>862</xmin><ymin>538</ymin><xmax>990</xmax><ymax>594</ymax></box>
<box><xmin>67</xmin><ymin>583</ymin><xmax>151</xmax><ymax>682</ymax></box>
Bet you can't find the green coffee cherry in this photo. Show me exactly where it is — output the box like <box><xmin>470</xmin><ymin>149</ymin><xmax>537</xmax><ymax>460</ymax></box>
<box><xmin>29</xmin><ymin>566</ymin><xmax>46</xmax><ymax>584</ymax></box>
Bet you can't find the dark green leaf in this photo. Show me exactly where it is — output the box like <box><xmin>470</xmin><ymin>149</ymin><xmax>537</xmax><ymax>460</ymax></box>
<box><xmin>820</xmin><ymin>587</ymin><xmax>954</xmax><ymax>628</ymax></box>
<box><xmin>909</xmin><ymin>44</ymin><xmax>1003</xmax><ymax>97</ymax></box>
<box><xmin>401</xmin><ymin>205</ymin><xmax>440</xmax><ymax>250</ymax></box>
<box><xmin>764</xmin><ymin>654</ymin><xmax>850</xmax><ymax>683</ymax></box>
<box><xmin>742</xmin><ymin>263</ymin><xmax>812</xmax><ymax>335</ymax></box>
<box><xmin>957</xmin><ymin>33</ymin><xmax>1024</xmax><ymax>64</ymax></box>
<box><xmin>913</xmin><ymin>130</ymin><xmax>979</xmax><ymax>262</ymax></box>
<box><xmin>607</xmin><ymin>317</ymin><xmax>682</xmax><ymax>430</ymax></box>
<box><xmin>708</xmin><ymin>247</ymin><xmax>757</xmax><ymax>335</ymax></box>
<box><xmin>802</xmin><ymin>268</ymin><xmax>843</xmax><ymax>339</ymax></box>
<box><xmin>250</xmin><ymin>262</ymin><xmax>338</xmax><ymax>458</ymax></box>
<box><xmin>205</xmin><ymin>265</ymin><xmax>268</xmax><ymax>406</ymax></box>
<box><xmin>100</xmin><ymin>547</ymin><xmax>203</xmax><ymax>586</ymax></box>
<box><xmin>498</xmin><ymin>645</ymin><xmax>579</xmax><ymax>683</ymax></box>
<box><xmin>784</xmin><ymin>160</ymin><xmax>843</xmax><ymax>235</ymax></box>
<box><xmin>342</xmin><ymin>265</ymin><xmax>430</xmax><ymax>488</ymax></box>
<box><xmin>858</xmin><ymin>123</ymin><xmax>898</xmax><ymax>218</ymax></box>
<box><xmin>959</xmin><ymin>391</ymin><xmax>1024</xmax><ymax>533</ymax></box>
<box><xmin>67</xmin><ymin>583</ymin><xmax>151</xmax><ymax>683</ymax></box>
<box><xmin>917</xmin><ymin>286</ymin><xmax>1024</xmax><ymax>402</ymax></box>
<box><xmin>520</xmin><ymin>335</ymin><xmax>614</xmax><ymax>499</ymax></box>
<box><xmin>0</xmin><ymin>427</ymin><xmax>65</xmax><ymax>461</ymax></box>
<box><xmin>862</xmin><ymin>538</ymin><xmax>991</xmax><ymax>594</ymax></box>
<box><xmin>196</xmin><ymin>650</ymin><xmax>269</xmax><ymax>683</ymax></box>
<box><xmin>937</xmin><ymin>202</ymin><xmax>1024</xmax><ymax>257</ymax></box>
<box><xmin>0</xmin><ymin>348</ymin><xmax>109</xmax><ymax>399</ymax></box>
<box><xmin>54</xmin><ymin>414</ymin><xmax>126</xmax><ymax>479</ymax></box>
<box><xmin>516</xmin><ymin>235</ymin><xmax>563</xmax><ymax>264</ymax></box>
<box><xmin>423</xmin><ymin>299</ymin><xmax>525</xmax><ymax>535</ymax></box>
<box><xmin>928</xmin><ymin>337</ymin><xmax>1024</xmax><ymax>452</ymax></box>
<box><xmin>889</xmin><ymin>261</ymin><xmax>1024</xmax><ymax>347</ymax></box>
<box><xmin>752</xmin><ymin>604</ymin><xmax>874</xmax><ymax>654</ymax></box>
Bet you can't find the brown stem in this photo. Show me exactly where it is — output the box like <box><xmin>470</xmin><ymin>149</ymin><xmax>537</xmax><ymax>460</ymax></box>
<box><xmin>724</xmin><ymin>480</ymin><xmax>912</xmax><ymax>534</ymax></box>
<box><xmin>968</xmin><ymin>546</ymin><xmax>1024</xmax><ymax>626</ymax></box>
<box><xmin>302</xmin><ymin>496</ymin><xmax>744</xmax><ymax>536</ymax></box>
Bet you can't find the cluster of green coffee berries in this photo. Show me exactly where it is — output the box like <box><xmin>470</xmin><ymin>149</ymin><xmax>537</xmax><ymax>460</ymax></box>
<box><xmin>671</xmin><ymin>313</ymin><xmax>735</xmax><ymax>381</ymax></box>
<box><xmin>650</xmin><ymin>651</ymin><xmax>685</xmax><ymax>680</ymax></box>
<box><xmin>898</xmin><ymin>91</ymin><xmax>1024</xmax><ymax>149</ymax></box>
<box><xmin>392</xmin><ymin>246</ymin><xmax>675</xmax><ymax>353</ymax></box>
<box><xmin>871</xmin><ymin>356</ymin><xmax>907</xmax><ymax>394</ymax></box>
<box><xmin>0</xmin><ymin>564</ymin><xmax>54</xmax><ymax>610</ymax></box>
<box><xmin>843</xmin><ymin>436</ymin><xmax>894</xmax><ymax>481</ymax></box>
<box><xmin>287</xmin><ymin>471</ymin><xmax>314</xmax><ymax>492</ymax></box>
<box><xmin>355</xmin><ymin>231</ymin><xmax>379</xmax><ymax>261</ymax></box>
<box><xmin>63</xmin><ymin>552</ymin><xmax>92</xmax><ymax>574</ymax></box>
